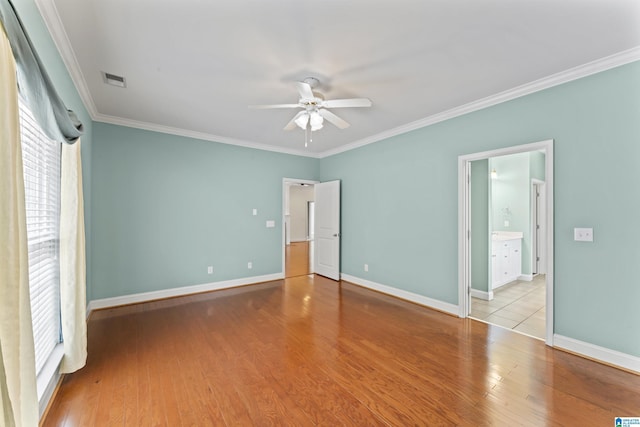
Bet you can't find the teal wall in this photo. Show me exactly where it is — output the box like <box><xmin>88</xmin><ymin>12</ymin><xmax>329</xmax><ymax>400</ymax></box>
<box><xmin>490</xmin><ymin>152</ymin><xmax>532</xmax><ymax>274</ymax></box>
<box><xmin>530</xmin><ymin>151</ymin><xmax>545</xmax><ymax>181</ymax></box>
<box><xmin>471</xmin><ymin>160</ymin><xmax>489</xmax><ymax>292</ymax></box>
<box><xmin>91</xmin><ymin>123</ymin><xmax>319</xmax><ymax>299</ymax></box>
<box><xmin>490</xmin><ymin>153</ymin><xmax>529</xmax><ymax>234</ymax></box>
<box><xmin>320</xmin><ymin>137</ymin><xmax>457</xmax><ymax>302</ymax></box>
<box><xmin>12</xmin><ymin>0</ymin><xmax>94</xmax><ymax>300</ymax></box>
<box><xmin>321</xmin><ymin>61</ymin><xmax>640</xmax><ymax>357</ymax></box>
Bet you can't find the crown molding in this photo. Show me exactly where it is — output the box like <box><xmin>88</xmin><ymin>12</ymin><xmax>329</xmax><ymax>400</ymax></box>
<box><xmin>319</xmin><ymin>46</ymin><xmax>640</xmax><ymax>158</ymax></box>
<box><xmin>35</xmin><ymin>1</ymin><xmax>638</xmax><ymax>160</ymax></box>
<box><xmin>34</xmin><ymin>0</ymin><xmax>99</xmax><ymax>118</ymax></box>
<box><xmin>94</xmin><ymin>113</ymin><xmax>320</xmax><ymax>158</ymax></box>
<box><xmin>35</xmin><ymin>0</ymin><xmax>319</xmax><ymax>158</ymax></box>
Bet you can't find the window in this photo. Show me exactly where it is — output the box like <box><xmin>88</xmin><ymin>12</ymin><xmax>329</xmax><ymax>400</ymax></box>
<box><xmin>19</xmin><ymin>98</ymin><xmax>62</xmax><ymax>375</ymax></box>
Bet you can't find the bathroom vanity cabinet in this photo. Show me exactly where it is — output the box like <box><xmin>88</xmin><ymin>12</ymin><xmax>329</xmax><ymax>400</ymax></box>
<box><xmin>491</xmin><ymin>233</ymin><xmax>522</xmax><ymax>289</ymax></box>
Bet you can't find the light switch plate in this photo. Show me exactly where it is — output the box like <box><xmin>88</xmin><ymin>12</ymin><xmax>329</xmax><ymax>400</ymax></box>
<box><xmin>574</xmin><ymin>227</ymin><xmax>593</xmax><ymax>242</ymax></box>
<box><xmin>266</xmin><ymin>220</ymin><xmax>275</xmax><ymax>228</ymax></box>
<box><xmin>252</xmin><ymin>208</ymin><xmax>257</xmax><ymax>216</ymax></box>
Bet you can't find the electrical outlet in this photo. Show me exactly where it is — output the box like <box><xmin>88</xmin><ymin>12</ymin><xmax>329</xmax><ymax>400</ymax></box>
<box><xmin>574</xmin><ymin>227</ymin><xmax>593</xmax><ymax>242</ymax></box>
<box><xmin>364</xmin><ymin>264</ymin><xmax>369</xmax><ymax>272</ymax></box>
<box><xmin>207</xmin><ymin>266</ymin><xmax>213</xmax><ymax>274</ymax></box>
<box><xmin>248</xmin><ymin>261</ymin><xmax>252</xmax><ymax>269</ymax></box>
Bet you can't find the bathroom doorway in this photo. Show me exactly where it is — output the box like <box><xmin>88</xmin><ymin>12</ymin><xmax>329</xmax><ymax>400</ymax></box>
<box><xmin>459</xmin><ymin>140</ymin><xmax>554</xmax><ymax>344</ymax></box>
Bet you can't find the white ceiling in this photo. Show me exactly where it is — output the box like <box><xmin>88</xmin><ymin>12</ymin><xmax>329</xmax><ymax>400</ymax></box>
<box><xmin>38</xmin><ymin>0</ymin><xmax>640</xmax><ymax>157</ymax></box>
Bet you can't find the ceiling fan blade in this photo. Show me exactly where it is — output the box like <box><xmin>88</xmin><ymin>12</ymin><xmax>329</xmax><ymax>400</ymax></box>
<box><xmin>318</xmin><ymin>108</ymin><xmax>350</xmax><ymax>129</ymax></box>
<box><xmin>321</xmin><ymin>98</ymin><xmax>372</xmax><ymax>108</ymax></box>
<box><xmin>295</xmin><ymin>82</ymin><xmax>315</xmax><ymax>100</ymax></box>
<box><xmin>249</xmin><ymin>103</ymin><xmax>300</xmax><ymax>109</ymax></box>
<box><xmin>284</xmin><ymin>111</ymin><xmax>307</xmax><ymax>131</ymax></box>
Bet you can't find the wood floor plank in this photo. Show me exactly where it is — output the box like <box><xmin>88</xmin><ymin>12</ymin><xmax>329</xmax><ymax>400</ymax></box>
<box><xmin>43</xmin><ymin>275</ymin><xmax>640</xmax><ymax>426</ymax></box>
<box><xmin>175</xmin><ymin>313</ymin><xmax>227</xmax><ymax>426</ymax></box>
<box><xmin>285</xmin><ymin>241</ymin><xmax>311</xmax><ymax>278</ymax></box>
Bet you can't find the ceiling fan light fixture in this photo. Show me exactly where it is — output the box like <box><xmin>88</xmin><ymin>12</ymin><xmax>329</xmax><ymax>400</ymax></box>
<box><xmin>309</xmin><ymin>110</ymin><xmax>323</xmax><ymax>131</ymax></box>
<box><xmin>251</xmin><ymin>79</ymin><xmax>372</xmax><ymax>144</ymax></box>
<box><xmin>294</xmin><ymin>113</ymin><xmax>309</xmax><ymax>130</ymax></box>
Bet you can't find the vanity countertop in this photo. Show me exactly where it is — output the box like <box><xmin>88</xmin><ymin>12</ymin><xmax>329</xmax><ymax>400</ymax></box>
<box><xmin>492</xmin><ymin>231</ymin><xmax>523</xmax><ymax>241</ymax></box>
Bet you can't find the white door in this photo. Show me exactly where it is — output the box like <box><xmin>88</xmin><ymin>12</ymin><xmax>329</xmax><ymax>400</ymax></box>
<box><xmin>314</xmin><ymin>180</ymin><xmax>340</xmax><ymax>280</ymax></box>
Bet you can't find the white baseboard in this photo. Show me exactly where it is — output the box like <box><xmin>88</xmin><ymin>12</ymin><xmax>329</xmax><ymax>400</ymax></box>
<box><xmin>341</xmin><ymin>274</ymin><xmax>459</xmax><ymax>316</ymax></box>
<box><xmin>492</xmin><ymin>281</ymin><xmax>506</xmax><ymax>290</ymax></box>
<box><xmin>554</xmin><ymin>334</ymin><xmax>640</xmax><ymax>374</ymax></box>
<box><xmin>470</xmin><ymin>288</ymin><xmax>494</xmax><ymax>301</ymax></box>
<box><xmin>87</xmin><ymin>273</ymin><xmax>284</xmax><ymax>314</ymax></box>
<box><xmin>518</xmin><ymin>274</ymin><xmax>533</xmax><ymax>281</ymax></box>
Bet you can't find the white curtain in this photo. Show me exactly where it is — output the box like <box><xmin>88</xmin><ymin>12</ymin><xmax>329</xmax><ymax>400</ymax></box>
<box><xmin>0</xmin><ymin>23</ymin><xmax>39</xmax><ymax>427</ymax></box>
<box><xmin>59</xmin><ymin>140</ymin><xmax>87</xmax><ymax>373</ymax></box>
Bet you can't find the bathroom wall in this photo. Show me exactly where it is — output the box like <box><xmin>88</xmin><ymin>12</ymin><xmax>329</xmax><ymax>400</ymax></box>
<box><xmin>471</xmin><ymin>159</ymin><xmax>489</xmax><ymax>292</ymax></box>
<box><xmin>490</xmin><ymin>151</ymin><xmax>546</xmax><ymax>276</ymax></box>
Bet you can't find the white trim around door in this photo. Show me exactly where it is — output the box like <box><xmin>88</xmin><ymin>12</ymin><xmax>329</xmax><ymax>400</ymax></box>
<box><xmin>531</xmin><ymin>178</ymin><xmax>547</xmax><ymax>275</ymax></box>
<box><xmin>458</xmin><ymin>139</ymin><xmax>555</xmax><ymax>346</ymax></box>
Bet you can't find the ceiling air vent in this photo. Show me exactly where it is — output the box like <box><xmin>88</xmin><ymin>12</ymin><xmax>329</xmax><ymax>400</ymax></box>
<box><xmin>102</xmin><ymin>71</ymin><xmax>126</xmax><ymax>88</ymax></box>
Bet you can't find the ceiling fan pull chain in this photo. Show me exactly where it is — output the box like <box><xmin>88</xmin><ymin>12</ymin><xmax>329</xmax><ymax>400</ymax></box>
<box><xmin>305</xmin><ymin>124</ymin><xmax>309</xmax><ymax>147</ymax></box>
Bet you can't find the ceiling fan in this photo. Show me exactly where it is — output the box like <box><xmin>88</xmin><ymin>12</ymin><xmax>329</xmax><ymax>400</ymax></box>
<box><xmin>249</xmin><ymin>77</ymin><xmax>372</xmax><ymax>146</ymax></box>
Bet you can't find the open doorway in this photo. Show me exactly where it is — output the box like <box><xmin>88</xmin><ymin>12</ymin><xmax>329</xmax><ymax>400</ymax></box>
<box><xmin>283</xmin><ymin>179</ymin><xmax>317</xmax><ymax>278</ymax></box>
<box><xmin>459</xmin><ymin>140</ymin><xmax>554</xmax><ymax>345</ymax></box>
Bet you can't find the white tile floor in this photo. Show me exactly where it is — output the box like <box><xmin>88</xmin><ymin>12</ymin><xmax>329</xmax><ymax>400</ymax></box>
<box><xmin>470</xmin><ymin>275</ymin><xmax>546</xmax><ymax>339</ymax></box>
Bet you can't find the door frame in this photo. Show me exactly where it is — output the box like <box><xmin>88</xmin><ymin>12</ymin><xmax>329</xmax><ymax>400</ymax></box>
<box><xmin>531</xmin><ymin>179</ymin><xmax>546</xmax><ymax>275</ymax></box>
<box><xmin>458</xmin><ymin>139</ymin><xmax>554</xmax><ymax>346</ymax></box>
<box><xmin>282</xmin><ymin>178</ymin><xmax>319</xmax><ymax>277</ymax></box>
<box><xmin>307</xmin><ymin>201</ymin><xmax>315</xmax><ymax>240</ymax></box>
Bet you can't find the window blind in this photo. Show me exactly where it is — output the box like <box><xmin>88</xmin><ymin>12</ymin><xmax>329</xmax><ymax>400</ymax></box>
<box><xmin>19</xmin><ymin>98</ymin><xmax>62</xmax><ymax>375</ymax></box>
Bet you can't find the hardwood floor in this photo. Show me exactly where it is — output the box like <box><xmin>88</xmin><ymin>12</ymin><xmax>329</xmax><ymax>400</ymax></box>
<box><xmin>43</xmin><ymin>275</ymin><xmax>640</xmax><ymax>426</ymax></box>
<box><xmin>285</xmin><ymin>241</ymin><xmax>311</xmax><ymax>278</ymax></box>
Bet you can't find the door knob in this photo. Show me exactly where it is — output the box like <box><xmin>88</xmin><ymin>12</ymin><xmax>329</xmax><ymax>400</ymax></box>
<box><xmin>333</xmin><ymin>233</ymin><xmax>340</xmax><ymax>237</ymax></box>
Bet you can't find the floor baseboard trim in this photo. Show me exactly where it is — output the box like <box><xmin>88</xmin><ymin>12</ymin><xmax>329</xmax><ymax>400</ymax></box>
<box><xmin>554</xmin><ymin>334</ymin><xmax>640</xmax><ymax>374</ymax></box>
<box><xmin>470</xmin><ymin>289</ymin><xmax>494</xmax><ymax>301</ymax></box>
<box><xmin>518</xmin><ymin>274</ymin><xmax>533</xmax><ymax>281</ymax></box>
<box><xmin>87</xmin><ymin>273</ymin><xmax>284</xmax><ymax>314</ymax></box>
<box><xmin>341</xmin><ymin>274</ymin><xmax>459</xmax><ymax>316</ymax></box>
